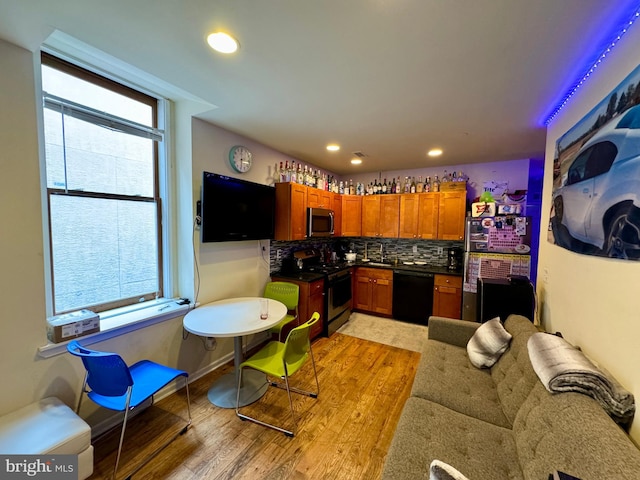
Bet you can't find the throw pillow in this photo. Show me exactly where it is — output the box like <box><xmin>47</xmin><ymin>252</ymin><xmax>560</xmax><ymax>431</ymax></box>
<box><xmin>430</xmin><ymin>460</ymin><xmax>470</xmax><ymax>480</ymax></box>
<box><xmin>467</xmin><ymin>317</ymin><xmax>512</xmax><ymax>368</ymax></box>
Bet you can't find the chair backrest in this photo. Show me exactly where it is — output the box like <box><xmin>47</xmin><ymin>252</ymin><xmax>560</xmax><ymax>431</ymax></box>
<box><xmin>67</xmin><ymin>340</ymin><xmax>133</xmax><ymax>397</ymax></box>
<box><xmin>283</xmin><ymin>312</ymin><xmax>319</xmax><ymax>374</ymax></box>
<box><xmin>264</xmin><ymin>281</ymin><xmax>300</xmax><ymax>312</ymax></box>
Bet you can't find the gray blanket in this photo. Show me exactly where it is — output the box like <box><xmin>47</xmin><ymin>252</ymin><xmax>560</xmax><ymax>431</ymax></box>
<box><xmin>528</xmin><ymin>332</ymin><xmax>635</xmax><ymax>427</ymax></box>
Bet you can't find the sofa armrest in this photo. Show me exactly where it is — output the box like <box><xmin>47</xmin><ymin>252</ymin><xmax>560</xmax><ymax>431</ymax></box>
<box><xmin>428</xmin><ymin>316</ymin><xmax>479</xmax><ymax>348</ymax></box>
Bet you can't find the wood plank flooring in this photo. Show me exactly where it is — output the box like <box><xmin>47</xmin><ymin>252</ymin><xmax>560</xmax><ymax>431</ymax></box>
<box><xmin>87</xmin><ymin>333</ymin><xmax>420</xmax><ymax>480</ymax></box>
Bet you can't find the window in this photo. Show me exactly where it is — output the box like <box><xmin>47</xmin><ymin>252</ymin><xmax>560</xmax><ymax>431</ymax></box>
<box><xmin>41</xmin><ymin>53</ymin><xmax>165</xmax><ymax>315</ymax></box>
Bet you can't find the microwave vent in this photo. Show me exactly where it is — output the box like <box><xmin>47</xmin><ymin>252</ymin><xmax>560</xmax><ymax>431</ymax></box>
<box><xmin>352</xmin><ymin>151</ymin><xmax>367</xmax><ymax>158</ymax></box>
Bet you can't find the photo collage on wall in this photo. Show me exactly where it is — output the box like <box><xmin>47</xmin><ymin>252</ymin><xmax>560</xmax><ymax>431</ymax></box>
<box><xmin>549</xmin><ymin>62</ymin><xmax>640</xmax><ymax>261</ymax></box>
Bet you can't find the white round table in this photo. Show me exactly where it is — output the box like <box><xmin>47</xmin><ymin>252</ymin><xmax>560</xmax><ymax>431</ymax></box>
<box><xmin>183</xmin><ymin>297</ymin><xmax>287</xmax><ymax>408</ymax></box>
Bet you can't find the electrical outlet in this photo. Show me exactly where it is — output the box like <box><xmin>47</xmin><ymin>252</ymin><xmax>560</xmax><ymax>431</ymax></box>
<box><xmin>412</xmin><ymin>245</ymin><xmax>418</xmax><ymax>254</ymax></box>
<box><xmin>437</xmin><ymin>247</ymin><xmax>443</xmax><ymax>255</ymax></box>
<box><xmin>276</xmin><ymin>249</ymin><xmax>282</xmax><ymax>260</ymax></box>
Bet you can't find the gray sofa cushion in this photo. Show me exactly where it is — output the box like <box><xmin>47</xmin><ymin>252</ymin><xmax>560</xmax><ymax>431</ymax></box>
<box><xmin>514</xmin><ymin>382</ymin><xmax>640</xmax><ymax>479</ymax></box>
<box><xmin>381</xmin><ymin>397</ymin><xmax>524</xmax><ymax>480</ymax></box>
<box><xmin>412</xmin><ymin>315</ymin><xmax>539</xmax><ymax>428</ymax></box>
<box><xmin>411</xmin><ymin>339</ymin><xmax>511</xmax><ymax>428</ymax></box>
<box><xmin>491</xmin><ymin>315</ymin><xmax>540</xmax><ymax>425</ymax></box>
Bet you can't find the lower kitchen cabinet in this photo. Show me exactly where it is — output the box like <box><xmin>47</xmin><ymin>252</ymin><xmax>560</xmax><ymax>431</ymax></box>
<box><xmin>270</xmin><ymin>276</ymin><xmax>325</xmax><ymax>340</ymax></box>
<box><xmin>353</xmin><ymin>267</ymin><xmax>393</xmax><ymax>316</ymax></box>
<box><xmin>432</xmin><ymin>274</ymin><xmax>462</xmax><ymax>319</ymax></box>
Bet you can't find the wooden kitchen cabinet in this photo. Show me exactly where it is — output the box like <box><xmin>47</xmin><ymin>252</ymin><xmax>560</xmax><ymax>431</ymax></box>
<box><xmin>353</xmin><ymin>267</ymin><xmax>393</xmax><ymax>316</ymax></box>
<box><xmin>437</xmin><ymin>191</ymin><xmax>466</xmax><ymax>240</ymax></box>
<box><xmin>399</xmin><ymin>193</ymin><xmax>439</xmax><ymax>239</ymax></box>
<box><xmin>433</xmin><ymin>274</ymin><xmax>462</xmax><ymax>319</ymax></box>
<box><xmin>362</xmin><ymin>195</ymin><xmax>400</xmax><ymax>238</ymax></box>
<box><xmin>332</xmin><ymin>192</ymin><xmax>343</xmax><ymax>237</ymax></box>
<box><xmin>341</xmin><ymin>195</ymin><xmax>362</xmax><ymax>237</ymax></box>
<box><xmin>307</xmin><ymin>188</ymin><xmax>333</xmax><ymax>209</ymax></box>
<box><xmin>275</xmin><ymin>182</ymin><xmax>307</xmax><ymax>240</ymax></box>
<box><xmin>270</xmin><ymin>276</ymin><xmax>325</xmax><ymax>340</ymax></box>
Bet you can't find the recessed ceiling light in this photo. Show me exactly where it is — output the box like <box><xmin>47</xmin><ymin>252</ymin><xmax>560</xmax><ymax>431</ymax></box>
<box><xmin>326</xmin><ymin>144</ymin><xmax>340</xmax><ymax>152</ymax></box>
<box><xmin>207</xmin><ymin>32</ymin><xmax>239</xmax><ymax>54</ymax></box>
<box><xmin>350</xmin><ymin>158</ymin><xmax>362</xmax><ymax>165</ymax></box>
<box><xmin>428</xmin><ymin>148</ymin><xmax>443</xmax><ymax>157</ymax></box>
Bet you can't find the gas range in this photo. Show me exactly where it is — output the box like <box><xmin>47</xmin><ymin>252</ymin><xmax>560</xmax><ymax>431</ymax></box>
<box><xmin>303</xmin><ymin>262</ymin><xmax>353</xmax><ymax>278</ymax></box>
<box><xmin>279</xmin><ymin>248</ymin><xmax>353</xmax><ymax>336</ymax></box>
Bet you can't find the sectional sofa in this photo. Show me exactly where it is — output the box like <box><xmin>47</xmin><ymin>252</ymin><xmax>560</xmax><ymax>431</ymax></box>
<box><xmin>381</xmin><ymin>315</ymin><xmax>640</xmax><ymax>479</ymax></box>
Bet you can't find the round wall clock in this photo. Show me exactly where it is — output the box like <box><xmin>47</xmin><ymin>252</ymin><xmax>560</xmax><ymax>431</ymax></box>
<box><xmin>228</xmin><ymin>145</ymin><xmax>253</xmax><ymax>173</ymax></box>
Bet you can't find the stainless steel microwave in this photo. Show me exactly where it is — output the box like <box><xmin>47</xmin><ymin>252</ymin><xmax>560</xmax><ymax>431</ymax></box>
<box><xmin>307</xmin><ymin>207</ymin><xmax>334</xmax><ymax>237</ymax></box>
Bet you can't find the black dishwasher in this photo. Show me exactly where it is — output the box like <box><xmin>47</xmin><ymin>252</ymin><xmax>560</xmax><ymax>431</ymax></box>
<box><xmin>392</xmin><ymin>270</ymin><xmax>434</xmax><ymax>325</ymax></box>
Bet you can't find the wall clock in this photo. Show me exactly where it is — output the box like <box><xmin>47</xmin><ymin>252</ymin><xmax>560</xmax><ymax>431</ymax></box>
<box><xmin>228</xmin><ymin>145</ymin><xmax>253</xmax><ymax>173</ymax></box>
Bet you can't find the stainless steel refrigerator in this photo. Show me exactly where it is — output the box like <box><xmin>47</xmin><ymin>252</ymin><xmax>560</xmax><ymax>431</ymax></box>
<box><xmin>462</xmin><ymin>216</ymin><xmax>533</xmax><ymax>321</ymax></box>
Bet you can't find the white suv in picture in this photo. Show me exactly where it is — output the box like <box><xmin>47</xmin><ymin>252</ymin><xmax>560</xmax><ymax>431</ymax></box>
<box><xmin>552</xmin><ymin>104</ymin><xmax>640</xmax><ymax>259</ymax></box>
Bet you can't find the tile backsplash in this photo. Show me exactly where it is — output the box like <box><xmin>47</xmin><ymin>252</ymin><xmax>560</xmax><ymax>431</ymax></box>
<box><xmin>270</xmin><ymin>237</ymin><xmax>463</xmax><ymax>271</ymax></box>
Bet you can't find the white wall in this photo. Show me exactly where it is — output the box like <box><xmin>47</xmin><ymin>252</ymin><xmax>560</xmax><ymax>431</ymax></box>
<box><xmin>0</xmin><ymin>38</ymin><xmax>313</xmax><ymax>430</ymax></box>
<box><xmin>538</xmin><ymin>24</ymin><xmax>640</xmax><ymax>443</ymax></box>
<box><xmin>190</xmin><ymin>117</ymin><xmax>317</xmax><ymax>303</ymax></box>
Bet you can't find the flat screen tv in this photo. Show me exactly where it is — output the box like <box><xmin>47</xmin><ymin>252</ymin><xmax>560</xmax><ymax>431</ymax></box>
<box><xmin>201</xmin><ymin>172</ymin><xmax>276</xmax><ymax>243</ymax></box>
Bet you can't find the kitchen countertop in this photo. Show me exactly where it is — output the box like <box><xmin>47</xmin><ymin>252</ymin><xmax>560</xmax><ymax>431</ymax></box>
<box><xmin>354</xmin><ymin>261</ymin><xmax>463</xmax><ymax>276</ymax></box>
<box><xmin>271</xmin><ymin>262</ymin><xmax>462</xmax><ymax>281</ymax></box>
<box><xmin>270</xmin><ymin>271</ymin><xmax>326</xmax><ymax>282</ymax></box>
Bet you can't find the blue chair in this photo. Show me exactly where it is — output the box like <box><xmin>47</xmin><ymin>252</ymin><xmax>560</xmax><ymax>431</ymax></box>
<box><xmin>67</xmin><ymin>340</ymin><xmax>191</xmax><ymax>479</ymax></box>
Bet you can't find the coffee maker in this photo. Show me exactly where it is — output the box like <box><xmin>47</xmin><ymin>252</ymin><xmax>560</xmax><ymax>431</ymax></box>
<box><xmin>447</xmin><ymin>247</ymin><xmax>462</xmax><ymax>271</ymax></box>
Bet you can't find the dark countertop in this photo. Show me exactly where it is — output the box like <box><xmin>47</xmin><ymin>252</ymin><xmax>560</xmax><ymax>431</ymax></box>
<box><xmin>271</xmin><ymin>262</ymin><xmax>462</xmax><ymax>282</ymax></box>
<box><xmin>355</xmin><ymin>261</ymin><xmax>463</xmax><ymax>276</ymax></box>
<box><xmin>270</xmin><ymin>271</ymin><xmax>326</xmax><ymax>282</ymax></box>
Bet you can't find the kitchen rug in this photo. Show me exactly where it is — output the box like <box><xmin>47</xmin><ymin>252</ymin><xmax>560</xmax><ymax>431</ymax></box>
<box><xmin>336</xmin><ymin>312</ymin><xmax>427</xmax><ymax>353</ymax></box>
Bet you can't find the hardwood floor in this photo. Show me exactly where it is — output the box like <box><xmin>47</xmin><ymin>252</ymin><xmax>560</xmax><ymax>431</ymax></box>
<box><xmin>87</xmin><ymin>333</ymin><xmax>420</xmax><ymax>480</ymax></box>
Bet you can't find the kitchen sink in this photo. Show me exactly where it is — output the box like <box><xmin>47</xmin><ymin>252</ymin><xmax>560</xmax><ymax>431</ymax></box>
<box><xmin>367</xmin><ymin>262</ymin><xmax>392</xmax><ymax>266</ymax></box>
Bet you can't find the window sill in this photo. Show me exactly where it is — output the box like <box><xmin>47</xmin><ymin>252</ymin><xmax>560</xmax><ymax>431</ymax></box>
<box><xmin>38</xmin><ymin>299</ymin><xmax>193</xmax><ymax>358</ymax></box>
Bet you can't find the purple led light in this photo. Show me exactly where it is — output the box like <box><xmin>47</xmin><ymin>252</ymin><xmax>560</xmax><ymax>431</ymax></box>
<box><xmin>544</xmin><ymin>8</ymin><xmax>640</xmax><ymax>125</ymax></box>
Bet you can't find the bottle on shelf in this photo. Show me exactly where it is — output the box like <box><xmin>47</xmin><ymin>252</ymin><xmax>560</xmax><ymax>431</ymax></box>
<box><xmin>390</xmin><ymin>177</ymin><xmax>396</xmax><ymax>194</ymax></box>
<box><xmin>416</xmin><ymin>175</ymin><xmax>424</xmax><ymax>193</ymax></box>
<box><xmin>410</xmin><ymin>176</ymin><xmax>416</xmax><ymax>193</ymax></box>
<box><xmin>425</xmin><ymin>176</ymin><xmax>431</xmax><ymax>192</ymax></box>
<box><xmin>290</xmin><ymin>161</ymin><xmax>297</xmax><ymax>183</ymax></box>
<box><xmin>382</xmin><ymin>178</ymin><xmax>387</xmax><ymax>194</ymax></box>
<box><xmin>433</xmin><ymin>175</ymin><xmax>440</xmax><ymax>192</ymax></box>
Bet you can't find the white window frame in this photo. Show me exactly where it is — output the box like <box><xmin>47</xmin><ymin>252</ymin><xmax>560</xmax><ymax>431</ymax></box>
<box><xmin>37</xmin><ymin>43</ymin><xmax>186</xmax><ymax>357</ymax></box>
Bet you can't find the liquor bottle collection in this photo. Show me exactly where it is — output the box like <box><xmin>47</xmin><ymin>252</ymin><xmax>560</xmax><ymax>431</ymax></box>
<box><xmin>275</xmin><ymin>160</ymin><xmax>466</xmax><ymax>195</ymax></box>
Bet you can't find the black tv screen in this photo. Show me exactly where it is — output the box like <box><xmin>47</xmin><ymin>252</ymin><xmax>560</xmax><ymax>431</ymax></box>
<box><xmin>201</xmin><ymin>172</ymin><xmax>276</xmax><ymax>242</ymax></box>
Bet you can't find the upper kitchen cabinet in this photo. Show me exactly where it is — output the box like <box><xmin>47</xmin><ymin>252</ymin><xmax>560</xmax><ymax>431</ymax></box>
<box><xmin>307</xmin><ymin>188</ymin><xmax>332</xmax><ymax>209</ymax></box>
<box><xmin>332</xmin><ymin>192</ymin><xmax>343</xmax><ymax>237</ymax></box>
<box><xmin>341</xmin><ymin>195</ymin><xmax>362</xmax><ymax>237</ymax></box>
<box><xmin>437</xmin><ymin>191</ymin><xmax>466</xmax><ymax>240</ymax></box>
<box><xmin>362</xmin><ymin>194</ymin><xmax>400</xmax><ymax>238</ymax></box>
<box><xmin>399</xmin><ymin>193</ymin><xmax>439</xmax><ymax>239</ymax></box>
<box><xmin>275</xmin><ymin>182</ymin><xmax>307</xmax><ymax>240</ymax></box>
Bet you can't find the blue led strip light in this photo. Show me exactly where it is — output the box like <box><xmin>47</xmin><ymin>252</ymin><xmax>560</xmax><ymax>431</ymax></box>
<box><xmin>545</xmin><ymin>8</ymin><xmax>640</xmax><ymax>125</ymax></box>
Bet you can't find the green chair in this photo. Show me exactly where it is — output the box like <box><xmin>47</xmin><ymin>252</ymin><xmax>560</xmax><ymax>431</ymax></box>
<box><xmin>264</xmin><ymin>281</ymin><xmax>300</xmax><ymax>341</ymax></box>
<box><xmin>235</xmin><ymin>312</ymin><xmax>320</xmax><ymax>437</ymax></box>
